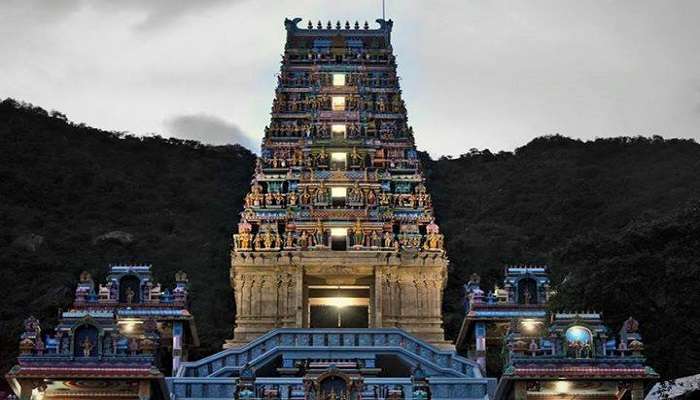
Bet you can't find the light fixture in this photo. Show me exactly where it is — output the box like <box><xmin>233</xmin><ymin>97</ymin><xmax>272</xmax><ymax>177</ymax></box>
<box><xmin>330</xmin><ymin>152</ymin><xmax>347</xmax><ymax>162</ymax></box>
<box><xmin>330</xmin><ymin>227</ymin><xmax>347</xmax><ymax>237</ymax></box>
<box><xmin>331</xmin><ymin>96</ymin><xmax>346</xmax><ymax>111</ymax></box>
<box><xmin>332</xmin><ymin>73</ymin><xmax>346</xmax><ymax>86</ymax></box>
<box><xmin>119</xmin><ymin>320</ymin><xmax>142</xmax><ymax>333</ymax></box>
<box><xmin>520</xmin><ymin>319</ymin><xmax>539</xmax><ymax>332</ymax></box>
<box><xmin>554</xmin><ymin>380</ymin><xmax>571</xmax><ymax>394</ymax></box>
<box><xmin>331</xmin><ymin>187</ymin><xmax>347</xmax><ymax>198</ymax></box>
<box><xmin>326</xmin><ymin>297</ymin><xmax>353</xmax><ymax>308</ymax></box>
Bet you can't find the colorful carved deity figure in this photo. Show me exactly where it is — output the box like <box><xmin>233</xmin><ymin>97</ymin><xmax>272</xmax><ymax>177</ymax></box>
<box><xmin>424</xmin><ymin>220</ymin><xmax>442</xmax><ymax>251</ymax></box>
<box><xmin>313</xmin><ymin>220</ymin><xmax>326</xmax><ymax>246</ymax></box>
<box><xmin>383</xmin><ymin>231</ymin><xmax>394</xmax><ymax>248</ymax></box>
<box><xmin>391</xmin><ymin>94</ymin><xmax>402</xmax><ymax>113</ymax></box>
<box><xmin>125</xmin><ymin>287</ymin><xmax>135</xmax><ymax>304</ymax></box>
<box><xmin>274</xmin><ymin>232</ymin><xmax>282</xmax><ymax>248</ymax></box>
<box><xmin>347</xmin><ymin>182</ymin><xmax>363</xmax><ymax>205</ymax></box>
<box><xmin>379</xmin><ymin>191</ymin><xmax>391</xmax><ymax>206</ymax></box>
<box><xmin>376</xmin><ymin>95</ymin><xmax>386</xmax><ymax>112</ymax></box>
<box><xmin>82</xmin><ymin>336</ymin><xmax>94</xmax><ymax>357</ymax></box>
<box><xmin>370</xmin><ymin>231</ymin><xmax>381</xmax><ymax>247</ymax></box>
<box><xmin>288</xmin><ymin>190</ymin><xmax>298</xmax><ymax>206</ymax></box>
<box><xmin>298</xmin><ymin>230</ymin><xmax>309</xmax><ymax>249</ymax></box>
<box><xmin>263</xmin><ymin>230</ymin><xmax>274</xmax><ymax>249</ymax></box>
<box><xmin>254</xmin><ymin>232</ymin><xmax>263</xmax><ymax>250</ymax></box>
<box><xmin>245</xmin><ymin>181</ymin><xmax>264</xmax><ymax>207</ymax></box>
<box><xmin>264</xmin><ymin>192</ymin><xmax>274</xmax><ymax>207</ymax></box>
<box><xmin>236</xmin><ymin>221</ymin><xmax>253</xmax><ymax>249</ymax></box>
<box><xmin>366</xmin><ymin>189</ymin><xmax>376</xmax><ymax>206</ymax></box>
<box><xmin>285</xmin><ymin>231</ymin><xmax>296</xmax><ymax>248</ymax></box>
<box><xmin>349</xmin><ymin>147</ymin><xmax>362</xmax><ymax>167</ymax></box>
<box><xmin>316</xmin><ymin>148</ymin><xmax>329</xmax><ymax>168</ymax></box>
<box><xmin>292</xmin><ymin>148</ymin><xmax>303</xmax><ymax>166</ymax></box>
<box><xmin>351</xmin><ymin>219</ymin><xmax>364</xmax><ymax>247</ymax></box>
<box><xmin>315</xmin><ymin>182</ymin><xmax>330</xmax><ymax>205</ymax></box>
<box><xmin>300</xmin><ymin>187</ymin><xmax>311</xmax><ymax>205</ymax></box>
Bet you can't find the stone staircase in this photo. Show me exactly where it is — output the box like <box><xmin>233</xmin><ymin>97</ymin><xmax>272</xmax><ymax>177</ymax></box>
<box><xmin>167</xmin><ymin>328</ymin><xmax>495</xmax><ymax>399</ymax></box>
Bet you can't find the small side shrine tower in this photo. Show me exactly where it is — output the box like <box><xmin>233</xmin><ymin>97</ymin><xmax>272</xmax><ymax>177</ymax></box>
<box><xmin>72</xmin><ymin>265</ymin><xmax>199</xmax><ymax>374</ymax></box>
<box><xmin>456</xmin><ymin>265</ymin><xmax>551</xmax><ymax>372</ymax></box>
<box><xmin>495</xmin><ymin>313</ymin><xmax>659</xmax><ymax>400</ymax></box>
<box><xmin>5</xmin><ymin>264</ymin><xmax>198</xmax><ymax>400</ymax></box>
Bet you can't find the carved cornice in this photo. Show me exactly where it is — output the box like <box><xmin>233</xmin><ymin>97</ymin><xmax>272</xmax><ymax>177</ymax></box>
<box><xmin>231</xmin><ymin>250</ymin><xmax>448</xmax><ymax>268</ymax></box>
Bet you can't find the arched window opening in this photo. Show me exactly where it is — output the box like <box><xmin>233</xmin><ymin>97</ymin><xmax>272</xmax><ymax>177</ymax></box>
<box><xmin>119</xmin><ymin>275</ymin><xmax>141</xmax><ymax>304</ymax></box>
<box><xmin>517</xmin><ymin>278</ymin><xmax>538</xmax><ymax>305</ymax></box>
<box><xmin>74</xmin><ymin>324</ymin><xmax>99</xmax><ymax>357</ymax></box>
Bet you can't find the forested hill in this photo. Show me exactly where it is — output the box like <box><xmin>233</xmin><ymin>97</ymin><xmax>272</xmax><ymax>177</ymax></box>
<box><xmin>0</xmin><ymin>98</ymin><xmax>257</xmax><ymax>377</ymax></box>
<box><xmin>1</xmin><ymin>98</ymin><xmax>699</xmax><ymax>381</ymax></box>
<box><xmin>422</xmin><ymin>137</ymin><xmax>700</xmax><ymax>377</ymax></box>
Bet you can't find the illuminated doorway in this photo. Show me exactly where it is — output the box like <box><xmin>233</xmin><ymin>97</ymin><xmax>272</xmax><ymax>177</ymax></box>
<box><xmin>308</xmin><ymin>286</ymin><xmax>369</xmax><ymax>328</ymax></box>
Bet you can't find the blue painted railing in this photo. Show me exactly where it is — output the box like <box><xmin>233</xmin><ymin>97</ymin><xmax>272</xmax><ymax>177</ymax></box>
<box><xmin>174</xmin><ymin>328</ymin><xmax>481</xmax><ymax>379</ymax></box>
<box><xmin>167</xmin><ymin>329</ymin><xmax>496</xmax><ymax>399</ymax></box>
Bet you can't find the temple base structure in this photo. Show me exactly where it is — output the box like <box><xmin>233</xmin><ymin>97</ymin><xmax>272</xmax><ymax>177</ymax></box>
<box><xmin>171</xmin><ymin>328</ymin><xmax>495</xmax><ymax>400</ymax></box>
<box><xmin>224</xmin><ymin>250</ymin><xmax>454</xmax><ymax>351</ymax></box>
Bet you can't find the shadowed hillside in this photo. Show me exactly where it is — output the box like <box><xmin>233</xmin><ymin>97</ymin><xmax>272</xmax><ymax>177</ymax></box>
<box><xmin>422</xmin><ymin>137</ymin><xmax>700</xmax><ymax>378</ymax></box>
<box><xmin>1</xmin><ymin>98</ymin><xmax>699</xmax><ymax>381</ymax></box>
<box><xmin>0</xmin><ymin>98</ymin><xmax>256</xmax><ymax>377</ymax></box>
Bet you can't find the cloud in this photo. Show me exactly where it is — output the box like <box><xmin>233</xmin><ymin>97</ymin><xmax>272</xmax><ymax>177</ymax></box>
<box><xmin>3</xmin><ymin>0</ymin><xmax>700</xmax><ymax>156</ymax></box>
<box><xmin>0</xmin><ymin>0</ymin><xmax>242</xmax><ymax>31</ymax></box>
<box><xmin>96</xmin><ymin>0</ymin><xmax>240</xmax><ymax>32</ymax></box>
<box><xmin>164</xmin><ymin>114</ymin><xmax>257</xmax><ymax>150</ymax></box>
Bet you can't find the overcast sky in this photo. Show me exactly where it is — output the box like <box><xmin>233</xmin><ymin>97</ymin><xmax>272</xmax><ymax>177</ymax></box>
<box><xmin>1</xmin><ymin>0</ymin><xmax>699</xmax><ymax>157</ymax></box>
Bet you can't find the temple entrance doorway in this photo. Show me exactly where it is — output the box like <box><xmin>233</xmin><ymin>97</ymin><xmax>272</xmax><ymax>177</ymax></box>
<box><xmin>319</xmin><ymin>375</ymin><xmax>348</xmax><ymax>398</ymax></box>
<box><xmin>308</xmin><ymin>286</ymin><xmax>369</xmax><ymax>328</ymax></box>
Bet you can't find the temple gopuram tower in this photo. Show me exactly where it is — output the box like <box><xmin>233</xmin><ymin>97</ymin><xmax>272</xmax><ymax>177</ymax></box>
<box><xmin>227</xmin><ymin>18</ymin><xmax>451</xmax><ymax>349</ymax></box>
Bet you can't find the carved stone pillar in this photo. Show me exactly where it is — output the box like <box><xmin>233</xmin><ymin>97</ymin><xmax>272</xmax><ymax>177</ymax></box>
<box><xmin>374</xmin><ymin>267</ymin><xmax>384</xmax><ymax>327</ymax></box>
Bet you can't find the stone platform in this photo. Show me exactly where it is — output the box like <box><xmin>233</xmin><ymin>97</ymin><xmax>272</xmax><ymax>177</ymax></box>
<box><xmin>168</xmin><ymin>328</ymin><xmax>496</xmax><ymax>399</ymax></box>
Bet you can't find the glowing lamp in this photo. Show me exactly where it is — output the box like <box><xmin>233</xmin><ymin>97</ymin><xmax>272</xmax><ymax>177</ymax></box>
<box><xmin>331</xmin><ymin>187</ymin><xmax>347</xmax><ymax>198</ymax></box>
<box><xmin>554</xmin><ymin>380</ymin><xmax>571</xmax><ymax>394</ymax></box>
<box><xmin>330</xmin><ymin>228</ymin><xmax>347</xmax><ymax>237</ymax></box>
<box><xmin>330</xmin><ymin>152</ymin><xmax>347</xmax><ymax>162</ymax></box>
<box><xmin>520</xmin><ymin>319</ymin><xmax>539</xmax><ymax>332</ymax></box>
<box><xmin>331</xmin><ymin>124</ymin><xmax>346</xmax><ymax>134</ymax></box>
<box><xmin>331</xmin><ymin>96</ymin><xmax>346</xmax><ymax>111</ymax></box>
<box><xmin>326</xmin><ymin>297</ymin><xmax>352</xmax><ymax>308</ymax></box>
<box><xmin>332</xmin><ymin>73</ymin><xmax>346</xmax><ymax>86</ymax></box>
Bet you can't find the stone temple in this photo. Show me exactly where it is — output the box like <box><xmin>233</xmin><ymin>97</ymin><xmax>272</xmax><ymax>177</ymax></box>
<box><xmin>227</xmin><ymin>17</ymin><xmax>450</xmax><ymax>349</ymax></box>
<box><xmin>5</xmin><ymin>18</ymin><xmax>659</xmax><ymax>400</ymax></box>
<box><xmin>165</xmin><ymin>17</ymin><xmax>493</xmax><ymax>399</ymax></box>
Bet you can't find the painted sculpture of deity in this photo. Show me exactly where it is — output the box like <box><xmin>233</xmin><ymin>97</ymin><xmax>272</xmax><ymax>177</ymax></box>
<box><xmin>315</xmin><ymin>182</ymin><xmax>331</xmax><ymax>205</ymax></box>
<box><xmin>347</xmin><ymin>182</ymin><xmax>363</xmax><ymax>205</ymax></box>
<box><xmin>82</xmin><ymin>337</ymin><xmax>94</xmax><ymax>357</ymax></box>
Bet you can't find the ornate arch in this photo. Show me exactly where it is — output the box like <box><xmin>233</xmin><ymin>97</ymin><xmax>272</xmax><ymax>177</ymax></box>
<box><xmin>71</xmin><ymin>317</ymin><xmax>103</xmax><ymax>357</ymax></box>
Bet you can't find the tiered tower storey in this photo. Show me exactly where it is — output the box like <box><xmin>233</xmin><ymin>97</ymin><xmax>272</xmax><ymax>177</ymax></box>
<box><xmin>227</xmin><ymin>18</ymin><xmax>450</xmax><ymax>349</ymax></box>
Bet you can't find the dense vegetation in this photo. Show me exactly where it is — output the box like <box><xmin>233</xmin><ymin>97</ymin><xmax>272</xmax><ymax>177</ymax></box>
<box><xmin>424</xmin><ymin>139</ymin><xmax>700</xmax><ymax>378</ymax></box>
<box><xmin>1</xmin><ymin>98</ymin><xmax>698</xmax><ymax>383</ymax></box>
<box><xmin>0</xmin><ymin>99</ymin><xmax>256</xmax><ymax>375</ymax></box>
